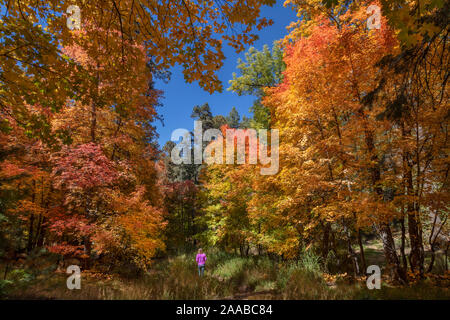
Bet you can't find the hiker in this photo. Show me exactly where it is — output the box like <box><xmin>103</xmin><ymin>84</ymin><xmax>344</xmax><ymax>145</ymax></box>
<box><xmin>196</xmin><ymin>248</ymin><xmax>207</xmax><ymax>277</ymax></box>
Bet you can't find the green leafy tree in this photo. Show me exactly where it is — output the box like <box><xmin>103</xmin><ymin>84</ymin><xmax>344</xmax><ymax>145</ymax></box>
<box><xmin>226</xmin><ymin>107</ymin><xmax>241</xmax><ymax>129</ymax></box>
<box><xmin>228</xmin><ymin>43</ymin><xmax>285</xmax><ymax>129</ymax></box>
<box><xmin>191</xmin><ymin>103</ymin><xmax>215</xmax><ymax>131</ymax></box>
<box><xmin>212</xmin><ymin>115</ymin><xmax>227</xmax><ymax>129</ymax></box>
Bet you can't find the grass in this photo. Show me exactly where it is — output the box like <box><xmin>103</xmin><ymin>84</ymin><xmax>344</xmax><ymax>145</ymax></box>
<box><xmin>2</xmin><ymin>247</ymin><xmax>449</xmax><ymax>300</ymax></box>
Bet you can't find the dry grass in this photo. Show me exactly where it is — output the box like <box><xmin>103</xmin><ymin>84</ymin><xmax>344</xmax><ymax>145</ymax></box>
<box><xmin>2</xmin><ymin>249</ymin><xmax>449</xmax><ymax>300</ymax></box>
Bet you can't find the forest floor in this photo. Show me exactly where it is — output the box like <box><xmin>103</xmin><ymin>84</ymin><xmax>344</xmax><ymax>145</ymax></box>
<box><xmin>2</xmin><ymin>234</ymin><xmax>449</xmax><ymax>300</ymax></box>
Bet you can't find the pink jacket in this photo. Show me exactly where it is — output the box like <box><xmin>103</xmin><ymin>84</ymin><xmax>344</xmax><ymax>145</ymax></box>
<box><xmin>196</xmin><ymin>253</ymin><xmax>207</xmax><ymax>266</ymax></box>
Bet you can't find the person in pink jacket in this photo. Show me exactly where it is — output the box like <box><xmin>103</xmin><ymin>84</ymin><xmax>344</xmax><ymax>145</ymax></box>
<box><xmin>196</xmin><ymin>248</ymin><xmax>207</xmax><ymax>277</ymax></box>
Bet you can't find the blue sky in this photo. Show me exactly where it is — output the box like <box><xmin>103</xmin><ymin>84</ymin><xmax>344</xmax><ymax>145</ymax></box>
<box><xmin>154</xmin><ymin>1</ymin><xmax>298</xmax><ymax>147</ymax></box>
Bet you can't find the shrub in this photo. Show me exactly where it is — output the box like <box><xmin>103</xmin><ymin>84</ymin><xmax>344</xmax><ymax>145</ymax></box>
<box><xmin>282</xmin><ymin>268</ymin><xmax>334</xmax><ymax>299</ymax></box>
<box><xmin>212</xmin><ymin>257</ymin><xmax>247</xmax><ymax>281</ymax></box>
<box><xmin>276</xmin><ymin>261</ymin><xmax>300</xmax><ymax>290</ymax></box>
<box><xmin>300</xmin><ymin>249</ymin><xmax>322</xmax><ymax>274</ymax></box>
<box><xmin>0</xmin><ymin>279</ymin><xmax>13</xmax><ymax>298</ymax></box>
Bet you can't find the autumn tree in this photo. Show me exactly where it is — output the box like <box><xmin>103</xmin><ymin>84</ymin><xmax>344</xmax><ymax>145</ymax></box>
<box><xmin>199</xmin><ymin>125</ymin><xmax>261</xmax><ymax>255</ymax></box>
<box><xmin>1</xmin><ymin>7</ymin><xmax>168</xmax><ymax>271</ymax></box>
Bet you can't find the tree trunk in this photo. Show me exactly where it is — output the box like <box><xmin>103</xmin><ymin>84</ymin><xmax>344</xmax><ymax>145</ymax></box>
<box><xmin>445</xmin><ymin>243</ymin><xmax>449</xmax><ymax>272</ymax></box>
<box><xmin>344</xmin><ymin>222</ymin><xmax>360</xmax><ymax>277</ymax></box>
<box><xmin>322</xmin><ymin>222</ymin><xmax>331</xmax><ymax>259</ymax></box>
<box><xmin>36</xmin><ymin>217</ymin><xmax>47</xmax><ymax>247</ymax></box>
<box><xmin>33</xmin><ymin>214</ymin><xmax>43</xmax><ymax>247</ymax></box>
<box><xmin>91</xmin><ymin>62</ymin><xmax>100</xmax><ymax>143</ymax></box>
<box><xmin>399</xmin><ymin>217</ymin><xmax>408</xmax><ymax>271</ymax></box>
<box><xmin>27</xmin><ymin>180</ymin><xmax>36</xmax><ymax>253</ymax></box>
<box><xmin>3</xmin><ymin>263</ymin><xmax>9</xmax><ymax>280</ymax></box>
<box><xmin>357</xmin><ymin>228</ymin><xmax>367</xmax><ymax>273</ymax></box>
<box><xmin>377</xmin><ymin>222</ymin><xmax>406</xmax><ymax>283</ymax></box>
<box><xmin>83</xmin><ymin>236</ymin><xmax>92</xmax><ymax>269</ymax></box>
<box><xmin>406</xmin><ymin>193</ymin><xmax>425</xmax><ymax>275</ymax></box>
<box><xmin>364</xmin><ymin>127</ymin><xmax>406</xmax><ymax>283</ymax></box>
<box><xmin>91</xmin><ymin>100</ymin><xmax>96</xmax><ymax>142</ymax></box>
<box><xmin>427</xmin><ymin>214</ymin><xmax>447</xmax><ymax>273</ymax></box>
<box><xmin>402</xmin><ymin>125</ymin><xmax>424</xmax><ymax>275</ymax></box>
